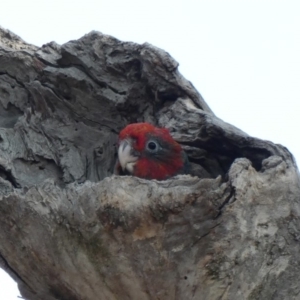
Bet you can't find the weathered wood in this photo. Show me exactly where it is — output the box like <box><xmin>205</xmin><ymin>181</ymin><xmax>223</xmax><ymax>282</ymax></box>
<box><xmin>0</xmin><ymin>26</ymin><xmax>299</xmax><ymax>300</ymax></box>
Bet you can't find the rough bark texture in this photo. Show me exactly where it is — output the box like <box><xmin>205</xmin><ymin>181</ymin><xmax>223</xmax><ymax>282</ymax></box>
<box><xmin>0</xmin><ymin>26</ymin><xmax>299</xmax><ymax>300</ymax></box>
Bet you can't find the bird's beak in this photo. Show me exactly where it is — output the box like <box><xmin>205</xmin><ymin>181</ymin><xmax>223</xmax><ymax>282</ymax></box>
<box><xmin>118</xmin><ymin>139</ymin><xmax>139</xmax><ymax>173</ymax></box>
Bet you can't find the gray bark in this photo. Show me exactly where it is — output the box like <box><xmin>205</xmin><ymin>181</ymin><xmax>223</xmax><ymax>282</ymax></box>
<box><xmin>0</xmin><ymin>26</ymin><xmax>299</xmax><ymax>300</ymax></box>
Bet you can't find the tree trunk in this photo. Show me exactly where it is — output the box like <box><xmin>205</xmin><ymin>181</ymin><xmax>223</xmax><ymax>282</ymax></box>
<box><xmin>0</xmin><ymin>26</ymin><xmax>299</xmax><ymax>300</ymax></box>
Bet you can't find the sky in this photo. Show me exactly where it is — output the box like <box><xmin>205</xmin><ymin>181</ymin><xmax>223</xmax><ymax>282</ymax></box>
<box><xmin>1</xmin><ymin>0</ymin><xmax>300</xmax><ymax>298</ymax></box>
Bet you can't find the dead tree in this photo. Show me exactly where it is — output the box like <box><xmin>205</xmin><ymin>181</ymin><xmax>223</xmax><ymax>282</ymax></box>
<box><xmin>0</xmin><ymin>26</ymin><xmax>299</xmax><ymax>300</ymax></box>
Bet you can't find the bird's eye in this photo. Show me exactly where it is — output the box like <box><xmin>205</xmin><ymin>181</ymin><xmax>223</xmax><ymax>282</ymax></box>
<box><xmin>146</xmin><ymin>140</ymin><xmax>159</xmax><ymax>152</ymax></box>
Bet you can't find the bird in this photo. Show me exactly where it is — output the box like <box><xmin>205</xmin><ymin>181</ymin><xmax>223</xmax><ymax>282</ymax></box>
<box><xmin>115</xmin><ymin>122</ymin><xmax>189</xmax><ymax>180</ymax></box>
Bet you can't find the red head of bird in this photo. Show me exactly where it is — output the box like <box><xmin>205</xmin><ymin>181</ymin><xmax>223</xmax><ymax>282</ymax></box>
<box><xmin>116</xmin><ymin>123</ymin><xmax>189</xmax><ymax>180</ymax></box>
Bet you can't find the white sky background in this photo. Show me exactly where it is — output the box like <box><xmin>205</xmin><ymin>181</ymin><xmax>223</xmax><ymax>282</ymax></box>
<box><xmin>1</xmin><ymin>0</ymin><xmax>300</xmax><ymax>298</ymax></box>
